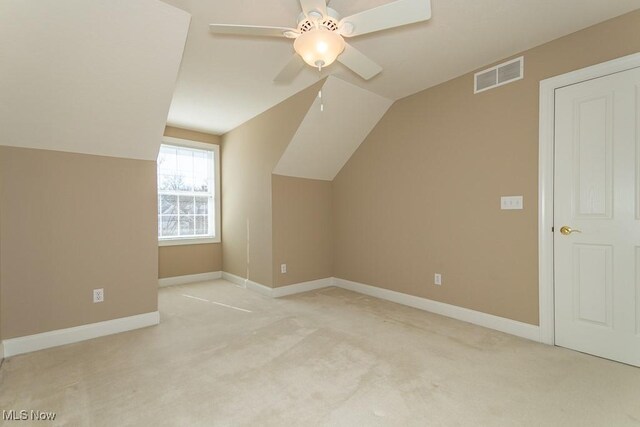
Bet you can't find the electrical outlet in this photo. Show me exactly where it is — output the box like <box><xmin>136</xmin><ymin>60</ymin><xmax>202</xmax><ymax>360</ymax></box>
<box><xmin>93</xmin><ymin>288</ymin><xmax>104</xmax><ymax>303</ymax></box>
<box><xmin>280</xmin><ymin>264</ymin><xmax>287</xmax><ymax>274</ymax></box>
<box><xmin>434</xmin><ymin>274</ymin><xmax>442</xmax><ymax>286</ymax></box>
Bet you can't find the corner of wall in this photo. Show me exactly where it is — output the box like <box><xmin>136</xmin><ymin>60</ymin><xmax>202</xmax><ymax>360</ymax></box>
<box><xmin>271</xmin><ymin>174</ymin><xmax>334</xmax><ymax>287</ymax></box>
<box><xmin>221</xmin><ymin>81</ymin><xmax>325</xmax><ymax>287</ymax></box>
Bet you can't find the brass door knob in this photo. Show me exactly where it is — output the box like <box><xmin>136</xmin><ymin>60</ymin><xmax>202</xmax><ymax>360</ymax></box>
<box><xmin>560</xmin><ymin>226</ymin><xmax>582</xmax><ymax>235</ymax></box>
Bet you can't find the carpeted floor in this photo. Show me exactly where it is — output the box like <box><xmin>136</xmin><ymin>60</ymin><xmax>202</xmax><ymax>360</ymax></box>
<box><xmin>1</xmin><ymin>279</ymin><xmax>639</xmax><ymax>426</ymax></box>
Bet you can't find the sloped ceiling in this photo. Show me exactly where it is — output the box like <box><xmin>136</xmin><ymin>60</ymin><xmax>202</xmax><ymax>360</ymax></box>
<box><xmin>161</xmin><ymin>0</ymin><xmax>640</xmax><ymax>135</ymax></box>
<box><xmin>274</xmin><ymin>77</ymin><xmax>392</xmax><ymax>181</ymax></box>
<box><xmin>0</xmin><ymin>0</ymin><xmax>190</xmax><ymax>161</ymax></box>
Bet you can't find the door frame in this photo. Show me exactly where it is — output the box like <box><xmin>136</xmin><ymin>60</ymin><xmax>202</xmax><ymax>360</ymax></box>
<box><xmin>538</xmin><ymin>52</ymin><xmax>640</xmax><ymax>345</ymax></box>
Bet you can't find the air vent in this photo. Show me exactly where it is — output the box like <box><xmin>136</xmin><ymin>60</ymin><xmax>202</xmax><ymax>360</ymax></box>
<box><xmin>474</xmin><ymin>56</ymin><xmax>524</xmax><ymax>94</ymax></box>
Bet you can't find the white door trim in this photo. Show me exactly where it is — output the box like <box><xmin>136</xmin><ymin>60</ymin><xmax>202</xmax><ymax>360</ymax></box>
<box><xmin>538</xmin><ymin>51</ymin><xmax>640</xmax><ymax>345</ymax></box>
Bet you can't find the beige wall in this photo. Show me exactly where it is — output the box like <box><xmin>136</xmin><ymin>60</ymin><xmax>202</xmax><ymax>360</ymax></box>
<box><xmin>0</xmin><ymin>147</ymin><xmax>158</xmax><ymax>339</ymax></box>
<box><xmin>0</xmin><ymin>148</ymin><xmax>3</xmax><ymax>341</ymax></box>
<box><xmin>159</xmin><ymin>244</ymin><xmax>222</xmax><ymax>278</ymax></box>
<box><xmin>164</xmin><ymin>126</ymin><xmax>221</xmax><ymax>145</ymax></box>
<box><xmin>159</xmin><ymin>126</ymin><xmax>222</xmax><ymax>278</ymax></box>
<box><xmin>332</xmin><ymin>10</ymin><xmax>640</xmax><ymax>326</ymax></box>
<box><xmin>221</xmin><ymin>82</ymin><xmax>324</xmax><ymax>286</ymax></box>
<box><xmin>272</xmin><ymin>175</ymin><xmax>332</xmax><ymax>287</ymax></box>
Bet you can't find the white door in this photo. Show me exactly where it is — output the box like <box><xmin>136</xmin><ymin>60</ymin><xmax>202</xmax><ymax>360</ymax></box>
<box><xmin>554</xmin><ymin>67</ymin><xmax>640</xmax><ymax>367</ymax></box>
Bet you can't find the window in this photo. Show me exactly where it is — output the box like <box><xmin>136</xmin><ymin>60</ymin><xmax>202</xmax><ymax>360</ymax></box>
<box><xmin>157</xmin><ymin>137</ymin><xmax>220</xmax><ymax>245</ymax></box>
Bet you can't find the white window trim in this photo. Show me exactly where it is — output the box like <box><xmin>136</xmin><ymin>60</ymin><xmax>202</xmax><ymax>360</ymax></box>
<box><xmin>158</xmin><ymin>136</ymin><xmax>221</xmax><ymax>246</ymax></box>
<box><xmin>159</xmin><ymin>237</ymin><xmax>218</xmax><ymax>247</ymax></box>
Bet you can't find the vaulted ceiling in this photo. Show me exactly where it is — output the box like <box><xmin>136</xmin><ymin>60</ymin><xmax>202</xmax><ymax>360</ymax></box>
<box><xmin>274</xmin><ymin>77</ymin><xmax>393</xmax><ymax>181</ymax></box>
<box><xmin>162</xmin><ymin>0</ymin><xmax>640</xmax><ymax>135</ymax></box>
<box><xmin>0</xmin><ymin>0</ymin><xmax>190</xmax><ymax>160</ymax></box>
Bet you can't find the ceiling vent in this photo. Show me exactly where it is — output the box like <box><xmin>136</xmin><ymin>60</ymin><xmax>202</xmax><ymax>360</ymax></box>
<box><xmin>474</xmin><ymin>56</ymin><xmax>524</xmax><ymax>94</ymax></box>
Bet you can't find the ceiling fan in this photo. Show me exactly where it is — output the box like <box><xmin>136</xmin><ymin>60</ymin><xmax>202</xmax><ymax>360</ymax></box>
<box><xmin>209</xmin><ymin>0</ymin><xmax>432</xmax><ymax>82</ymax></box>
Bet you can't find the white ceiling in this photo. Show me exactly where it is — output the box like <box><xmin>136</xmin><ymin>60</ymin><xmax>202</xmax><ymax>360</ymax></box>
<box><xmin>274</xmin><ymin>77</ymin><xmax>392</xmax><ymax>181</ymax></box>
<box><xmin>162</xmin><ymin>0</ymin><xmax>640</xmax><ymax>135</ymax></box>
<box><xmin>0</xmin><ymin>0</ymin><xmax>190</xmax><ymax>161</ymax></box>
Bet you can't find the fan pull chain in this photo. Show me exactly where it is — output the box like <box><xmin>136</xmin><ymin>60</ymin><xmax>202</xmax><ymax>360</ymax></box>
<box><xmin>318</xmin><ymin>90</ymin><xmax>324</xmax><ymax>112</ymax></box>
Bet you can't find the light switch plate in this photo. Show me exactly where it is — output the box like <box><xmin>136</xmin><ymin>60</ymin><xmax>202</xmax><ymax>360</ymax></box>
<box><xmin>501</xmin><ymin>196</ymin><xmax>523</xmax><ymax>210</ymax></box>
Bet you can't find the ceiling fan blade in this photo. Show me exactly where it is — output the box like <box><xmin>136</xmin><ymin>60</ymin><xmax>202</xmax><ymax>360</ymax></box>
<box><xmin>299</xmin><ymin>0</ymin><xmax>328</xmax><ymax>18</ymax></box>
<box><xmin>338</xmin><ymin>43</ymin><xmax>382</xmax><ymax>80</ymax></box>
<box><xmin>209</xmin><ymin>24</ymin><xmax>297</xmax><ymax>38</ymax></box>
<box><xmin>339</xmin><ymin>0</ymin><xmax>431</xmax><ymax>37</ymax></box>
<box><xmin>274</xmin><ymin>55</ymin><xmax>306</xmax><ymax>83</ymax></box>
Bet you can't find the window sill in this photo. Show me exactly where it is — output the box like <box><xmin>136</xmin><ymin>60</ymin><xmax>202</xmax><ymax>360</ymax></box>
<box><xmin>158</xmin><ymin>237</ymin><xmax>220</xmax><ymax>247</ymax></box>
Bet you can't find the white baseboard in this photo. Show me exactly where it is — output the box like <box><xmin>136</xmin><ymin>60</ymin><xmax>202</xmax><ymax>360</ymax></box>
<box><xmin>222</xmin><ymin>272</ymin><xmax>332</xmax><ymax>298</ymax></box>
<box><xmin>159</xmin><ymin>271</ymin><xmax>222</xmax><ymax>288</ymax></box>
<box><xmin>2</xmin><ymin>311</ymin><xmax>160</xmax><ymax>358</ymax></box>
<box><xmin>272</xmin><ymin>278</ymin><xmax>333</xmax><ymax>298</ymax></box>
<box><xmin>246</xmin><ymin>279</ymin><xmax>273</xmax><ymax>296</ymax></box>
<box><xmin>221</xmin><ymin>271</ymin><xmax>248</xmax><ymax>287</ymax></box>
<box><xmin>333</xmin><ymin>278</ymin><xmax>541</xmax><ymax>342</ymax></box>
<box><xmin>216</xmin><ymin>272</ymin><xmax>542</xmax><ymax>343</ymax></box>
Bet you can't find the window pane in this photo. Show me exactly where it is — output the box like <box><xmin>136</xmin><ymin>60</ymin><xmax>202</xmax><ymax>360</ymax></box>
<box><xmin>193</xmin><ymin>177</ymin><xmax>209</xmax><ymax>193</ymax></box>
<box><xmin>193</xmin><ymin>151</ymin><xmax>210</xmax><ymax>178</ymax></box>
<box><xmin>180</xmin><ymin>216</ymin><xmax>194</xmax><ymax>235</ymax></box>
<box><xmin>195</xmin><ymin>215</ymin><xmax>209</xmax><ymax>235</ymax></box>
<box><xmin>179</xmin><ymin>196</ymin><xmax>194</xmax><ymax>214</ymax></box>
<box><xmin>157</xmin><ymin>143</ymin><xmax>216</xmax><ymax>240</ymax></box>
<box><xmin>161</xmin><ymin>215</ymin><xmax>178</xmax><ymax>236</ymax></box>
<box><xmin>209</xmin><ymin>198</ymin><xmax>215</xmax><ymax>227</ymax></box>
<box><xmin>160</xmin><ymin>195</ymin><xmax>177</xmax><ymax>215</ymax></box>
<box><xmin>159</xmin><ymin>174</ymin><xmax>184</xmax><ymax>191</ymax></box>
<box><xmin>195</xmin><ymin>197</ymin><xmax>209</xmax><ymax>214</ymax></box>
<box><xmin>177</xmin><ymin>175</ymin><xmax>193</xmax><ymax>192</ymax></box>
<box><xmin>158</xmin><ymin>146</ymin><xmax>177</xmax><ymax>173</ymax></box>
<box><xmin>160</xmin><ymin>175</ymin><xmax>193</xmax><ymax>192</ymax></box>
<box><xmin>176</xmin><ymin>148</ymin><xmax>193</xmax><ymax>175</ymax></box>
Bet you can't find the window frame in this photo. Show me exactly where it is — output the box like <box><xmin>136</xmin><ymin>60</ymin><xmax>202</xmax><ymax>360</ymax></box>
<box><xmin>157</xmin><ymin>136</ymin><xmax>221</xmax><ymax>246</ymax></box>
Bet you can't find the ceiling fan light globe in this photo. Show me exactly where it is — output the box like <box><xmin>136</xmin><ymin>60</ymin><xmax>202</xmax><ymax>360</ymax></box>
<box><xmin>316</xmin><ymin>41</ymin><xmax>328</xmax><ymax>53</ymax></box>
<box><xmin>294</xmin><ymin>28</ymin><xmax>345</xmax><ymax>68</ymax></box>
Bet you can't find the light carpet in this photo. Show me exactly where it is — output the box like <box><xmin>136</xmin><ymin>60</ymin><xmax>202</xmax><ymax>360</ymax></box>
<box><xmin>1</xmin><ymin>279</ymin><xmax>639</xmax><ymax>426</ymax></box>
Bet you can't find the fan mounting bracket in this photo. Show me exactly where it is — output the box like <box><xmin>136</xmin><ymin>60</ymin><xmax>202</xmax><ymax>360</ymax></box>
<box><xmin>296</xmin><ymin>7</ymin><xmax>341</xmax><ymax>33</ymax></box>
